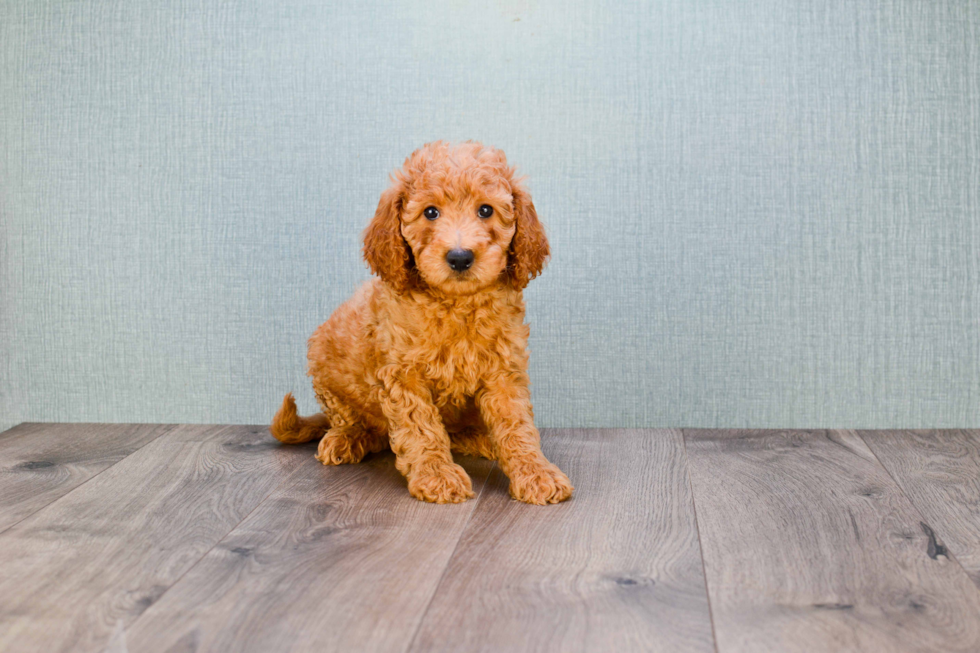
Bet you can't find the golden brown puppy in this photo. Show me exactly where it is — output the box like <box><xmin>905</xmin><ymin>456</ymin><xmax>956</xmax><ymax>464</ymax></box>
<box><xmin>271</xmin><ymin>141</ymin><xmax>572</xmax><ymax>505</ymax></box>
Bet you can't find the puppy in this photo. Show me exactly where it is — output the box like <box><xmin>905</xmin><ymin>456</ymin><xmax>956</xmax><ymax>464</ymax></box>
<box><xmin>271</xmin><ymin>141</ymin><xmax>572</xmax><ymax>505</ymax></box>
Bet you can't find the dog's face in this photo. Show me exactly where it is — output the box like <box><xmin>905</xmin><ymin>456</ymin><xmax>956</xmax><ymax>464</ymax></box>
<box><xmin>363</xmin><ymin>142</ymin><xmax>549</xmax><ymax>295</ymax></box>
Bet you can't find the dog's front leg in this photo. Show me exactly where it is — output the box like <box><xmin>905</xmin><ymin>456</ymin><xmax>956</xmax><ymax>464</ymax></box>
<box><xmin>380</xmin><ymin>375</ymin><xmax>474</xmax><ymax>503</ymax></box>
<box><xmin>477</xmin><ymin>372</ymin><xmax>573</xmax><ymax>505</ymax></box>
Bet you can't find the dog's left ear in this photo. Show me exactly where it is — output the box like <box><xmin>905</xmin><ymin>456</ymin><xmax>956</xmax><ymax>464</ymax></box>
<box><xmin>506</xmin><ymin>186</ymin><xmax>550</xmax><ymax>290</ymax></box>
<box><xmin>363</xmin><ymin>180</ymin><xmax>416</xmax><ymax>292</ymax></box>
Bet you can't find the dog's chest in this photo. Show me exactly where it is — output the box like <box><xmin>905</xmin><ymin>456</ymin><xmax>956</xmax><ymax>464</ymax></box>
<box><xmin>401</xmin><ymin>306</ymin><xmax>522</xmax><ymax>401</ymax></box>
<box><xmin>424</xmin><ymin>322</ymin><xmax>499</xmax><ymax>393</ymax></box>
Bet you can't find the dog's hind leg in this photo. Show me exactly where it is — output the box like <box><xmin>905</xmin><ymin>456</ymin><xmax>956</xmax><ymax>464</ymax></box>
<box><xmin>446</xmin><ymin>402</ymin><xmax>496</xmax><ymax>460</ymax></box>
<box><xmin>303</xmin><ymin>386</ymin><xmax>389</xmax><ymax>464</ymax></box>
<box><xmin>449</xmin><ymin>424</ymin><xmax>496</xmax><ymax>460</ymax></box>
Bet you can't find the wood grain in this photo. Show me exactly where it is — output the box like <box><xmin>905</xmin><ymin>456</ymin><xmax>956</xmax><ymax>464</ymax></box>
<box><xmin>684</xmin><ymin>429</ymin><xmax>980</xmax><ymax>653</ymax></box>
<box><xmin>0</xmin><ymin>422</ymin><xmax>172</xmax><ymax>533</ymax></box>
<box><xmin>6</xmin><ymin>424</ymin><xmax>980</xmax><ymax>653</ymax></box>
<box><xmin>0</xmin><ymin>424</ymin><xmax>308</xmax><ymax>653</ymax></box>
<box><xmin>122</xmin><ymin>451</ymin><xmax>496</xmax><ymax>653</ymax></box>
<box><xmin>859</xmin><ymin>429</ymin><xmax>980</xmax><ymax>590</ymax></box>
<box><xmin>408</xmin><ymin>429</ymin><xmax>715</xmax><ymax>653</ymax></box>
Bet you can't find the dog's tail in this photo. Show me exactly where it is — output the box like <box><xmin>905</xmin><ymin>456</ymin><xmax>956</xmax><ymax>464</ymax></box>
<box><xmin>270</xmin><ymin>393</ymin><xmax>330</xmax><ymax>444</ymax></box>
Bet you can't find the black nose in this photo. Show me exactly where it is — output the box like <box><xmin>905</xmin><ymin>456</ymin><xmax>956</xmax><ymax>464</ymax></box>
<box><xmin>446</xmin><ymin>248</ymin><xmax>475</xmax><ymax>272</ymax></box>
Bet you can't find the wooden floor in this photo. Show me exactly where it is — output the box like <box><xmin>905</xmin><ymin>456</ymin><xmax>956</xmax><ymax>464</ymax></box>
<box><xmin>1</xmin><ymin>425</ymin><xmax>979</xmax><ymax>652</ymax></box>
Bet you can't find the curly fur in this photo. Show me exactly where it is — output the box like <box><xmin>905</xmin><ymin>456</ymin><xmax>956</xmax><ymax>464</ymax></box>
<box><xmin>272</xmin><ymin>141</ymin><xmax>572</xmax><ymax>505</ymax></box>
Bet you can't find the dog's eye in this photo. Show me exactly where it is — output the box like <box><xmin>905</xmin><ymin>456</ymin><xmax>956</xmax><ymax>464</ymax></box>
<box><xmin>478</xmin><ymin>204</ymin><xmax>494</xmax><ymax>218</ymax></box>
<box><xmin>423</xmin><ymin>206</ymin><xmax>439</xmax><ymax>221</ymax></box>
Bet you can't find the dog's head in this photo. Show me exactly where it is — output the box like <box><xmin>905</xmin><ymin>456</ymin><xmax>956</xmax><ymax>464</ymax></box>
<box><xmin>363</xmin><ymin>141</ymin><xmax>548</xmax><ymax>296</ymax></box>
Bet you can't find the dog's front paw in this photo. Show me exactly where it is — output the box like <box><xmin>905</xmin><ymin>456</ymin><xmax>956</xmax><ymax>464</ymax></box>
<box><xmin>408</xmin><ymin>463</ymin><xmax>474</xmax><ymax>503</ymax></box>
<box><xmin>508</xmin><ymin>462</ymin><xmax>573</xmax><ymax>505</ymax></box>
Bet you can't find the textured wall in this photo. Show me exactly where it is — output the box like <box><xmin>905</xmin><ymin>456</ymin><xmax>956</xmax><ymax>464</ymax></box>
<box><xmin>2</xmin><ymin>1</ymin><xmax>978</xmax><ymax>432</ymax></box>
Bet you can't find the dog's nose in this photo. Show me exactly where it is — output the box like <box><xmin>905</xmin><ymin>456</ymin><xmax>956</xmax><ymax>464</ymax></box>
<box><xmin>446</xmin><ymin>248</ymin><xmax>475</xmax><ymax>272</ymax></box>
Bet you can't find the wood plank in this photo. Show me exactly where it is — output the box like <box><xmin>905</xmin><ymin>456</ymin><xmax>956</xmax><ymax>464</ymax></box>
<box><xmin>685</xmin><ymin>429</ymin><xmax>980</xmax><ymax>653</ymax></box>
<box><xmin>0</xmin><ymin>423</ymin><xmax>173</xmax><ymax>533</ymax></box>
<box><xmin>122</xmin><ymin>451</ymin><xmax>496</xmax><ymax>653</ymax></box>
<box><xmin>0</xmin><ymin>424</ymin><xmax>308</xmax><ymax>653</ymax></box>
<box><xmin>408</xmin><ymin>429</ymin><xmax>715</xmax><ymax>653</ymax></box>
<box><xmin>859</xmin><ymin>429</ymin><xmax>980</xmax><ymax>590</ymax></box>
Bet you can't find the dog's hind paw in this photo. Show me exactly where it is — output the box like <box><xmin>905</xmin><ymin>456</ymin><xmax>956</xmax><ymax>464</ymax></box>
<box><xmin>315</xmin><ymin>426</ymin><xmax>369</xmax><ymax>465</ymax></box>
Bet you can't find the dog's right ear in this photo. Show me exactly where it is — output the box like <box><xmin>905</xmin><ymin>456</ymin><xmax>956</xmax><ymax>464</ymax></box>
<box><xmin>363</xmin><ymin>179</ymin><xmax>415</xmax><ymax>292</ymax></box>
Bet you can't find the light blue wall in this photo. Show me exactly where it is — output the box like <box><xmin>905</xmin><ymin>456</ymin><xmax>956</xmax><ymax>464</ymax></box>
<box><xmin>2</xmin><ymin>1</ymin><xmax>978</xmax><ymax>432</ymax></box>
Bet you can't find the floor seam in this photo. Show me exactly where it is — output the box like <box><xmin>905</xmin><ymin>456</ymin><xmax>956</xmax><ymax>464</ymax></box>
<box><xmin>120</xmin><ymin>435</ymin><xmax>315</xmax><ymax>639</ymax></box>
<box><xmin>0</xmin><ymin>423</ymin><xmax>180</xmax><ymax>537</ymax></box>
<box><xmin>402</xmin><ymin>459</ymin><xmax>499</xmax><ymax>653</ymax></box>
<box><xmin>680</xmin><ymin>428</ymin><xmax>722</xmax><ymax>653</ymax></box>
